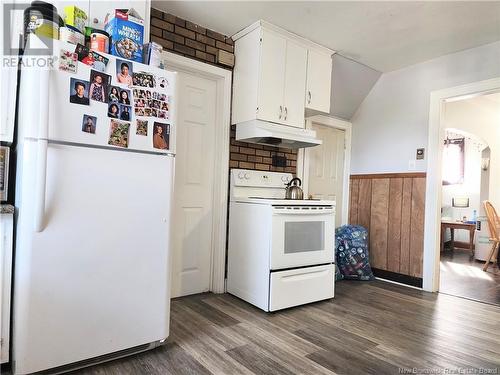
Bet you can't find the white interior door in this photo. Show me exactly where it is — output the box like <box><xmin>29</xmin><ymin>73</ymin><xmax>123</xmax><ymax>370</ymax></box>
<box><xmin>306</xmin><ymin>124</ymin><xmax>345</xmax><ymax>226</ymax></box>
<box><xmin>171</xmin><ymin>72</ymin><xmax>217</xmax><ymax>297</ymax></box>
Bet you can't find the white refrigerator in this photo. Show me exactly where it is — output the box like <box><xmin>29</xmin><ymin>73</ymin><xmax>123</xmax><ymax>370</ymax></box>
<box><xmin>13</xmin><ymin>38</ymin><xmax>177</xmax><ymax>374</ymax></box>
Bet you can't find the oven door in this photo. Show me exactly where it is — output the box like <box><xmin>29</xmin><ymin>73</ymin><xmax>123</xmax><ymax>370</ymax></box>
<box><xmin>270</xmin><ymin>206</ymin><xmax>335</xmax><ymax>270</ymax></box>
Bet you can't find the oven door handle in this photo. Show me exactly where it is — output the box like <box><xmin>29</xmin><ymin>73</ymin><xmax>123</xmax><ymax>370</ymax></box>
<box><xmin>273</xmin><ymin>208</ymin><xmax>334</xmax><ymax>215</ymax></box>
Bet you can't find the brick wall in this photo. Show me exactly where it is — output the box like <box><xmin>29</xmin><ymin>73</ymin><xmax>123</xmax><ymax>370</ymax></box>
<box><xmin>150</xmin><ymin>10</ymin><xmax>298</xmax><ymax>175</ymax></box>
<box><xmin>150</xmin><ymin>8</ymin><xmax>235</xmax><ymax>69</ymax></box>
<box><xmin>230</xmin><ymin>125</ymin><xmax>298</xmax><ymax>174</ymax></box>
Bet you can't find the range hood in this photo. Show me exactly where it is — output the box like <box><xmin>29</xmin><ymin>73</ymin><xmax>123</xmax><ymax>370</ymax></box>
<box><xmin>236</xmin><ymin>120</ymin><xmax>322</xmax><ymax>149</ymax></box>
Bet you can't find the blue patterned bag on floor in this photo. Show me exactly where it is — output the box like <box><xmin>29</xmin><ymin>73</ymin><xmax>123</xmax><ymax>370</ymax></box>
<box><xmin>335</xmin><ymin>225</ymin><xmax>374</xmax><ymax>281</ymax></box>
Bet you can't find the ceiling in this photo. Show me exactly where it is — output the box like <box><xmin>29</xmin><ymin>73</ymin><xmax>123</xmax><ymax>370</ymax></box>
<box><xmin>152</xmin><ymin>1</ymin><xmax>500</xmax><ymax>72</ymax></box>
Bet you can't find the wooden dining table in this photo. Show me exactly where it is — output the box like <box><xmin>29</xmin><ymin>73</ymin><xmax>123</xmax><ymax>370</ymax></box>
<box><xmin>440</xmin><ymin>220</ymin><xmax>476</xmax><ymax>255</ymax></box>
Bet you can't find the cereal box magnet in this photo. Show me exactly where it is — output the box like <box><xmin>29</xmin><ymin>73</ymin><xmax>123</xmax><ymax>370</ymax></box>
<box><xmin>105</xmin><ymin>8</ymin><xmax>144</xmax><ymax>62</ymax></box>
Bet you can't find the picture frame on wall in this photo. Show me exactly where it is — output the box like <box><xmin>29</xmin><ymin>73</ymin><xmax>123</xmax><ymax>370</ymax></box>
<box><xmin>0</xmin><ymin>146</ymin><xmax>10</xmax><ymax>201</ymax></box>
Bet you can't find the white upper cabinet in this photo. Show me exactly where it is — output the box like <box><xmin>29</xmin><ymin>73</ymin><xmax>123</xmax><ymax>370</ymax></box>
<box><xmin>232</xmin><ymin>21</ymin><xmax>334</xmax><ymax>129</ymax></box>
<box><xmin>258</xmin><ymin>29</ymin><xmax>287</xmax><ymax>124</ymax></box>
<box><xmin>282</xmin><ymin>40</ymin><xmax>307</xmax><ymax>128</ymax></box>
<box><xmin>305</xmin><ymin>49</ymin><xmax>332</xmax><ymax>113</ymax></box>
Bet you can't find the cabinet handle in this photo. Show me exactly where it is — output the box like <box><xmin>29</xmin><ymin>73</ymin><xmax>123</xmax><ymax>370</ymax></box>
<box><xmin>284</xmin><ymin>107</ymin><xmax>288</xmax><ymax>120</ymax></box>
<box><xmin>308</xmin><ymin>91</ymin><xmax>312</xmax><ymax>104</ymax></box>
<box><xmin>279</xmin><ymin>105</ymin><xmax>282</xmax><ymax>120</ymax></box>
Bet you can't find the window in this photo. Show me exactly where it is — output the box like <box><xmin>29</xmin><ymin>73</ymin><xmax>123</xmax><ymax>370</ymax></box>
<box><xmin>442</xmin><ymin>138</ymin><xmax>464</xmax><ymax>185</ymax></box>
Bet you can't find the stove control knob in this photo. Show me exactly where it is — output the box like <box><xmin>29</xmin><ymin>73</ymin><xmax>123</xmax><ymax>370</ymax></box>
<box><xmin>244</xmin><ymin>173</ymin><xmax>250</xmax><ymax>180</ymax></box>
<box><xmin>281</xmin><ymin>176</ymin><xmax>287</xmax><ymax>182</ymax></box>
<box><xmin>238</xmin><ymin>172</ymin><xmax>244</xmax><ymax>179</ymax></box>
<box><xmin>286</xmin><ymin>176</ymin><xmax>291</xmax><ymax>182</ymax></box>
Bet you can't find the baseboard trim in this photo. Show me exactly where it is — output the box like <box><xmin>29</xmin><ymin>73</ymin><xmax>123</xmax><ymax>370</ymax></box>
<box><xmin>371</xmin><ymin>268</ymin><xmax>423</xmax><ymax>288</ymax></box>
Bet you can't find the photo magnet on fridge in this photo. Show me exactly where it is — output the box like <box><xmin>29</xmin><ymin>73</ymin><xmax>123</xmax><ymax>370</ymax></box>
<box><xmin>69</xmin><ymin>78</ymin><xmax>90</xmax><ymax>105</ymax></box>
<box><xmin>75</xmin><ymin>43</ymin><xmax>90</xmax><ymax>62</ymax></box>
<box><xmin>116</xmin><ymin>59</ymin><xmax>133</xmax><ymax>86</ymax></box>
<box><xmin>108</xmin><ymin>119</ymin><xmax>130</xmax><ymax>148</ymax></box>
<box><xmin>108</xmin><ymin>86</ymin><xmax>120</xmax><ymax>102</ymax></box>
<box><xmin>59</xmin><ymin>49</ymin><xmax>78</xmax><ymax>73</ymax></box>
<box><xmin>119</xmin><ymin>105</ymin><xmax>131</xmax><ymax>121</ymax></box>
<box><xmin>89</xmin><ymin>70</ymin><xmax>111</xmax><ymax>103</ymax></box>
<box><xmin>136</xmin><ymin>119</ymin><xmax>148</xmax><ymax>136</ymax></box>
<box><xmin>90</xmin><ymin>51</ymin><xmax>109</xmax><ymax>72</ymax></box>
<box><xmin>152</xmin><ymin>122</ymin><xmax>169</xmax><ymax>150</ymax></box>
<box><xmin>82</xmin><ymin>114</ymin><xmax>97</xmax><ymax>134</ymax></box>
<box><xmin>119</xmin><ymin>88</ymin><xmax>131</xmax><ymax>105</ymax></box>
<box><xmin>108</xmin><ymin>103</ymin><xmax>120</xmax><ymax>118</ymax></box>
<box><xmin>132</xmin><ymin>71</ymin><xmax>155</xmax><ymax>88</ymax></box>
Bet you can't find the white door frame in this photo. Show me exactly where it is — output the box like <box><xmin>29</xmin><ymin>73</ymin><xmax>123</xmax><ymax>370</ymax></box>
<box><xmin>423</xmin><ymin>77</ymin><xmax>500</xmax><ymax>292</ymax></box>
<box><xmin>298</xmin><ymin>114</ymin><xmax>352</xmax><ymax>226</ymax></box>
<box><xmin>162</xmin><ymin>51</ymin><xmax>232</xmax><ymax>294</ymax></box>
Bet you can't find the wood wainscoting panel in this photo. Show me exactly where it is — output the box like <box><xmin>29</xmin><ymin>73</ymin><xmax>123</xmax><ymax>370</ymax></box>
<box><xmin>409</xmin><ymin>177</ymin><xmax>426</xmax><ymax>278</ymax></box>
<box><xmin>349</xmin><ymin>173</ymin><xmax>426</xmax><ymax>282</ymax></box>
<box><xmin>387</xmin><ymin>178</ymin><xmax>403</xmax><ymax>273</ymax></box>
<box><xmin>399</xmin><ymin>178</ymin><xmax>413</xmax><ymax>275</ymax></box>
<box><xmin>357</xmin><ymin>179</ymin><xmax>372</xmax><ymax>232</ymax></box>
<box><xmin>369</xmin><ymin>179</ymin><xmax>390</xmax><ymax>270</ymax></box>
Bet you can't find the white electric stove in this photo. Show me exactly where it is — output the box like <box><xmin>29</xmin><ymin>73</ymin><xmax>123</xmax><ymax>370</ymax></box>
<box><xmin>227</xmin><ymin>169</ymin><xmax>335</xmax><ymax>312</ymax></box>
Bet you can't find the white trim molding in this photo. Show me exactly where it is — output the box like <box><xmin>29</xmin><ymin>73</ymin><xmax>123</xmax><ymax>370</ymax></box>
<box><xmin>162</xmin><ymin>51</ymin><xmax>232</xmax><ymax>294</ymax></box>
<box><xmin>423</xmin><ymin>77</ymin><xmax>500</xmax><ymax>292</ymax></box>
<box><xmin>298</xmin><ymin>114</ymin><xmax>352</xmax><ymax>226</ymax></box>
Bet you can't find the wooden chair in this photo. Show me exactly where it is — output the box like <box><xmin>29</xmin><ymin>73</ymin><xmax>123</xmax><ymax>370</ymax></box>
<box><xmin>483</xmin><ymin>201</ymin><xmax>500</xmax><ymax>271</ymax></box>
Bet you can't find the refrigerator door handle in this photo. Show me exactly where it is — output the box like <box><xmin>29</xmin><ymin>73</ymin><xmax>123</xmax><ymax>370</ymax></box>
<box><xmin>34</xmin><ymin>70</ymin><xmax>50</xmax><ymax>232</ymax></box>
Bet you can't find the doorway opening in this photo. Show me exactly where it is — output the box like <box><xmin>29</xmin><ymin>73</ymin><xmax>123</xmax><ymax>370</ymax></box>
<box><xmin>424</xmin><ymin>80</ymin><xmax>500</xmax><ymax>305</ymax></box>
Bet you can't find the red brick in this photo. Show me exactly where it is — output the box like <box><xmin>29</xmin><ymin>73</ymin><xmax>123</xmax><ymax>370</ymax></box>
<box><xmin>150</xmin><ymin>26</ymin><xmax>163</xmax><ymax>37</ymax></box>
<box><xmin>239</xmin><ymin>147</ymin><xmax>256</xmax><ymax>155</ymax></box>
<box><xmin>163</xmin><ymin>31</ymin><xmax>184</xmax><ymax>44</ymax></box>
<box><xmin>151</xmin><ymin>17</ymin><xmax>173</xmax><ymax>32</ymax></box>
<box><xmin>255</xmin><ymin>164</ymin><xmax>270</xmax><ymax>171</ymax></box>
<box><xmin>230</xmin><ymin>153</ymin><xmax>247</xmax><ymax>161</ymax></box>
<box><xmin>216</xmin><ymin>40</ymin><xmax>234</xmax><ymax>53</ymax></box>
<box><xmin>247</xmin><ymin>155</ymin><xmax>263</xmax><ymax>163</ymax></box>
<box><xmin>150</xmin><ymin>8</ymin><xmax>164</xmax><ymax>19</ymax></box>
<box><xmin>206</xmin><ymin>45</ymin><xmax>218</xmax><ymax>56</ymax></box>
<box><xmin>225</xmin><ymin>37</ymin><xmax>234</xmax><ymax>46</ymax></box>
<box><xmin>262</xmin><ymin>157</ymin><xmax>272</xmax><ymax>165</ymax></box>
<box><xmin>174</xmin><ymin>43</ymin><xmax>195</xmax><ymax>57</ymax></box>
<box><xmin>230</xmin><ymin>146</ymin><xmax>239</xmax><ymax>153</ymax></box>
<box><xmin>186</xmin><ymin>38</ymin><xmax>206</xmax><ymax>51</ymax></box>
<box><xmin>174</xmin><ymin>17</ymin><xmax>186</xmax><ymax>27</ymax></box>
<box><xmin>255</xmin><ymin>149</ymin><xmax>270</xmax><ymax>157</ymax></box>
<box><xmin>164</xmin><ymin>13</ymin><xmax>176</xmax><ymax>23</ymax></box>
<box><xmin>196</xmin><ymin>33</ymin><xmax>215</xmax><ymax>47</ymax></box>
<box><xmin>205</xmin><ymin>54</ymin><xmax>216</xmax><ymax>63</ymax></box>
<box><xmin>239</xmin><ymin>162</ymin><xmax>255</xmax><ymax>169</ymax></box>
<box><xmin>186</xmin><ymin>21</ymin><xmax>206</xmax><ymax>35</ymax></box>
<box><xmin>206</xmin><ymin>29</ymin><xmax>225</xmax><ymax>42</ymax></box>
<box><xmin>175</xmin><ymin>25</ymin><xmax>196</xmax><ymax>40</ymax></box>
<box><xmin>229</xmin><ymin>160</ymin><xmax>239</xmax><ymax>169</ymax></box>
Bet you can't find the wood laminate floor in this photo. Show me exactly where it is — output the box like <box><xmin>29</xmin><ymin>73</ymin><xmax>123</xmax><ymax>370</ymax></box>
<box><xmin>67</xmin><ymin>280</ymin><xmax>500</xmax><ymax>375</ymax></box>
<box><xmin>440</xmin><ymin>249</ymin><xmax>500</xmax><ymax>305</ymax></box>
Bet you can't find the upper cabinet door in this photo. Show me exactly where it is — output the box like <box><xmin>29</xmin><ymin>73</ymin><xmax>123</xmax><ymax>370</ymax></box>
<box><xmin>283</xmin><ymin>40</ymin><xmax>307</xmax><ymax>128</ymax></box>
<box><xmin>258</xmin><ymin>29</ymin><xmax>286</xmax><ymax>124</ymax></box>
<box><xmin>306</xmin><ymin>49</ymin><xmax>332</xmax><ymax>113</ymax></box>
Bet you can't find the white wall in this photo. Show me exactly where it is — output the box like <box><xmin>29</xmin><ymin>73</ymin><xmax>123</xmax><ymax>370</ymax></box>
<box><xmin>350</xmin><ymin>41</ymin><xmax>500</xmax><ymax>174</ymax></box>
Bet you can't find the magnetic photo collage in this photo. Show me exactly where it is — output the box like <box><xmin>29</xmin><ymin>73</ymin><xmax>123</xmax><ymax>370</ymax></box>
<box><xmin>64</xmin><ymin>46</ymin><xmax>172</xmax><ymax>151</ymax></box>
